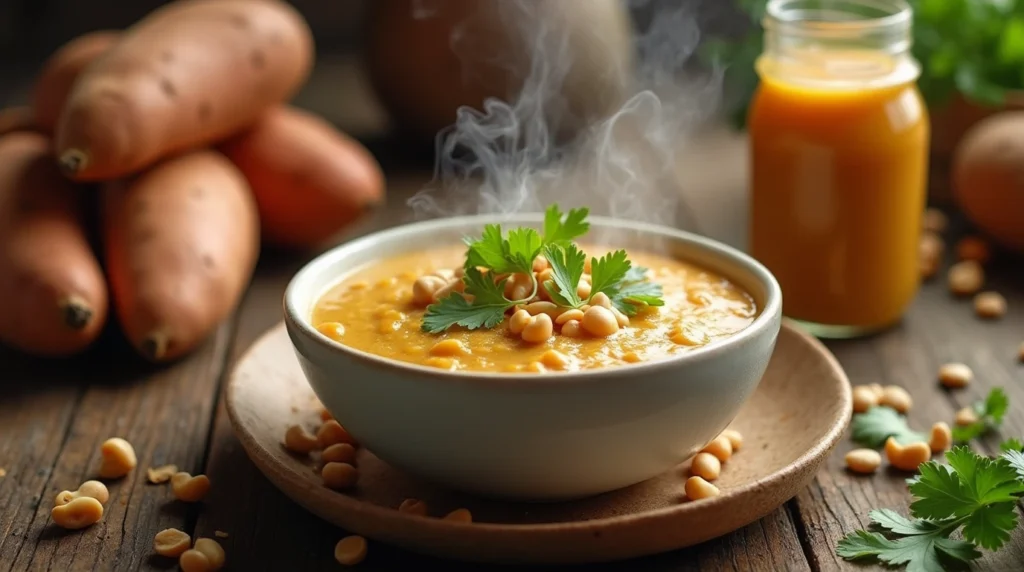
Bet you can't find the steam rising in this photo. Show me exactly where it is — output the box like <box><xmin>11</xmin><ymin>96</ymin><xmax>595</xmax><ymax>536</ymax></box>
<box><xmin>406</xmin><ymin>0</ymin><xmax>725</xmax><ymax>231</ymax></box>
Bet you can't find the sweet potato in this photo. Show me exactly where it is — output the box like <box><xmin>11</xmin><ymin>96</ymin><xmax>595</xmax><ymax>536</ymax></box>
<box><xmin>31</xmin><ymin>30</ymin><xmax>121</xmax><ymax>134</ymax></box>
<box><xmin>220</xmin><ymin>106</ymin><xmax>385</xmax><ymax>248</ymax></box>
<box><xmin>0</xmin><ymin>107</ymin><xmax>36</xmax><ymax>137</ymax></box>
<box><xmin>56</xmin><ymin>0</ymin><xmax>314</xmax><ymax>181</ymax></box>
<box><xmin>0</xmin><ymin>132</ymin><xmax>108</xmax><ymax>356</ymax></box>
<box><xmin>102</xmin><ymin>149</ymin><xmax>259</xmax><ymax>362</ymax></box>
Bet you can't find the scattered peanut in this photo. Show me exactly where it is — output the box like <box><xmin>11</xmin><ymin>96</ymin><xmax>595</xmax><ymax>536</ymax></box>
<box><xmin>146</xmin><ymin>464</ymin><xmax>179</xmax><ymax>484</ymax></box>
<box><xmin>955</xmin><ymin>407</ymin><xmax>978</xmax><ymax>426</ymax></box>
<box><xmin>974</xmin><ymin>291</ymin><xmax>1007</xmax><ymax>319</ymax></box>
<box><xmin>508</xmin><ymin>309</ymin><xmax>531</xmax><ymax>335</ymax></box>
<box><xmin>171</xmin><ymin>472</ymin><xmax>211</xmax><ymax>503</ymax></box>
<box><xmin>560</xmin><ymin>319</ymin><xmax>582</xmax><ymax>337</ymax></box>
<box><xmin>555</xmin><ymin>309</ymin><xmax>584</xmax><ymax>325</ymax></box>
<box><xmin>318</xmin><ymin>420</ymin><xmax>356</xmax><ymax>448</ymax></box>
<box><xmin>879</xmin><ymin>386</ymin><xmax>912</xmax><ymax>413</ymax></box>
<box><xmin>521</xmin><ymin>313</ymin><xmax>554</xmax><ymax>343</ymax></box>
<box><xmin>948</xmin><ymin>260</ymin><xmax>984</xmax><ymax>296</ymax></box>
<box><xmin>852</xmin><ymin>386</ymin><xmax>879</xmax><ymax>413</ymax></box>
<box><xmin>581</xmin><ymin>306</ymin><xmax>619</xmax><ymax>337</ymax></box>
<box><xmin>335</xmin><ymin>535</ymin><xmax>368</xmax><ymax>566</ymax></box>
<box><xmin>937</xmin><ymin>363</ymin><xmax>973</xmax><ymax>389</ymax></box>
<box><xmin>884</xmin><ymin>437</ymin><xmax>932</xmax><ymax>472</ymax></box>
<box><xmin>154</xmin><ymin>528</ymin><xmax>191</xmax><ymax>558</ymax></box>
<box><xmin>700</xmin><ymin>435</ymin><xmax>733</xmax><ymax>463</ymax></box>
<box><xmin>922</xmin><ymin>208</ymin><xmax>948</xmax><ymax>233</ymax></box>
<box><xmin>321</xmin><ymin>443</ymin><xmax>357</xmax><ymax>465</ymax></box>
<box><xmin>720</xmin><ymin>429</ymin><xmax>743</xmax><ymax>451</ymax></box>
<box><xmin>684</xmin><ymin>476</ymin><xmax>720</xmax><ymax>500</ymax></box>
<box><xmin>444</xmin><ymin>508</ymin><xmax>473</xmax><ymax>523</ymax></box>
<box><xmin>321</xmin><ymin>462</ymin><xmax>358</xmax><ymax>490</ymax></box>
<box><xmin>690</xmin><ymin>452</ymin><xmax>722</xmax><ymax>481</ymax></box>
<box><xmin>929</xmin><ymin>422</ymin><xmax>952</xmax><ymax>453</ymax></box>
<box><xmin>180</xmin><ymin>538</ymin><xmax>226</xmax><ymax>572</ymax></box>
<box><xmin>51</xmin><ymin>496</ymin><xmax>103</xmax><ymax>529</ymax></box>
<box><xmin>845</xmin><ymin>449</ymin><xmax>882</xmax><ymax>474</ymax></box>
<box><xmin>956</xmin><ymin>236</ymin><xmax>991</xmax><ymax>264</ymax></box>
<box><xmin>412</xmin><ymin>276</ymin><xmax>447</xmax><ymax>306</ymax></box>
<box><xmin>55</xmin><ymin>480</ymin><xmax>109</xmax><ymax>506</ymax></box>
<box><xmin>398</xmin><ymin>498</ymin><xmax>428</xmax><ymax>516</ymax></box>
<box><xmin>98</xmin><ymin>437</ymin><xmax>137</xmax><ymax>479</ymax></box>
<box><xmin>283</xmin><ymin>424</ymin><xmax>319</xmax><ymax>454</ymax></box>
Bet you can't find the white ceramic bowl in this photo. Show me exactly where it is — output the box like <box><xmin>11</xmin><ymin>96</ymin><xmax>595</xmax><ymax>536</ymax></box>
<box><xmin>284</xmin><ymin>214</ymin><xmax>782</xmax><ymax>501</ymax></box>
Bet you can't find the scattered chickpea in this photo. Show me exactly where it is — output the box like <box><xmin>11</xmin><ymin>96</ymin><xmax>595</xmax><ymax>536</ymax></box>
<box><xmin>922</xmin><ymin>208</ymin><xmax>948</xmax><ymax>233</ymax></box>
<box><xmin>146</xmin><ymin>464</ymin><xmax>179</xmax><ymax>484</ymax></box>
<box><xmin>590</xmin><ymin>292</ymin><xmax>613</xmax><ymax>309</ymax></box>
<box><xmin>539</xmin><ymin>349</ymin><xmax>571</xmax><ymax>370</ymax></box>
<box><xmin>560</xmin><ymin>319</ymin><xmax>583</xmax><ymax>337</ymax></box>
<box><xmin>51</xmin><ymin>496</ymin><xmax>103</xmax><ymax>529</ymax></box>
<box><xmin>948</xmin><ymin>260</ymin><xmax>984</xmax><ymax>297</ymax></box>
<box><xmin>938</xmin><ymin>363</ymin><xmax>973</xmax><ymax>389</ymax></box>
<box><xmin>153</xmin><ymin>528</ymin><xmax>192</xmax><ymax>558</ymax></box>
<box><xmin>974</xmin><ymin>291</ymin><xmax>1007</xmax><ymax>319</ymax></box>
<box><xmin>582</xmin><ymin>306</ymin><xmax>619</xmax><ymax>337</ymax></box>
<box><xmin>321</xmin><ymin>462</ymin><xmax>358</xmax><ymax>490</ymax></box>
<box><xmin>318</xmin><ymin>420</ymin><xmax>356</xmax><ymax>449</ymax></box>
<box><xmin>283</xmin><ymin>424</ymin><xmax>319</xmax><ymax>454</ymax></box>
<box><xmin>444</xmin><ymin>508</ymin><xmax>473</xmax><ymax>523</ymax></box>
<box><xmin>398</xmin><ymin>498</ymin><xmax>428</xmax><ymax>516</ymax></box>
<box><xmin>98</xmin><ymin>437</ymin><xmax>137</xmax><ymax>479</ymax></box>
<box><xmin>929</xmin><ymin>422</ymin><xmax>952</xmax><ymax>453</ymax></box>
<box><xmin>955</xmin><ymin>407</ymin><xmax>979</xmax><ymax>426</ymax></box>
<box><xmin>852</xmin><ymin>386</ymin><xmax>879</xmax><ymax>413</ymax></box>
<box><xmin>700</xmin><ymin>435</ymin><xmax>733</xmax><ymax>463</ymax></box>
<box><xmin>845</xmin><ymin>449</ymin><xmax>882</xmax><ymax>474</ymax></box>
<box><xmin>555</xmin><ymin>309</ymin><xmax>584</xmax><ymax>325</ymax></box>
<box><xmin>180</xmin><ymin>538</ymin><xmax>226</xmax><ymax>572</ymax></box>
<box><xmin>55</xmin><ymin>480</ymin><xmax>109</xmax><ymax>506</ymax></box>
<box><xmin>171</xmin><ymin>472</ymin><xmax>211</xmax><ymax>503</ymax></box>
<box><xmin>508</xmin><ymin>309</ymin><xmax>531</xmax><ymax>335</ymax></box>
<box><xmin>884</xmin><ymin>437</ymin><xmax>932</xmax><ymax>472</ymax></box>
<box><xmin>335</xmin><ymin>535</ymin><xmax>368</xmax><ymax>566</ymax></box>
<box><xmin>879</xmin><ymin>386</ymin><xmax>912</xmax><ymax>413</ymax></box>
<box><xmin>315</xmin><ymin>322</ymin><xmax>345</xmax><ymax>341</ymax></box>
<box><xmin>521</xmin><ymin>313</ymin><xmax>554</xmax><ymax>343</ymax></box>
<box><xmin>684</xmin><ymin>476</ymin><xmax>720</xmax><ymax>501</ymax></box>
<box><xmin>690</xmin><ymin>452</ymin><xmax>721</xmax><ymax>481</ymax></box>
<box><xmin>412</xmin><ymin>276</ymin><xmax>447</xmax><ymax>306</ymax></box>
<box><xmin>720</xmin><ymin>429</ymin><xmax>743</xmax><ymax>451</ymax></box>
<box><xmin>321</xmin><ymin>443</ymin><xmax>357</xmax><ymax>465</ymax></box>
<box><xmin>429</xmin><ymin>339</ymin><xmax>468</xmax><ymax>357</ymax></box>
<box><xmin>956</xmin><ymin>236</ymin><xmax>991</xmax><ymax>264</ymax></box>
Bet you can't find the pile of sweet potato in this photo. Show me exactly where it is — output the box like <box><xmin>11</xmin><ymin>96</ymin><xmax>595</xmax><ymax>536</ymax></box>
<box><xmin>0</xmin><ymin>0</ymin><xmax>385</xmax><ymax>363</ymax></box>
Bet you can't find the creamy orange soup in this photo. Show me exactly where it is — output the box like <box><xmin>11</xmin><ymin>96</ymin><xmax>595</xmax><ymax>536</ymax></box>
<box><xmin>310</xmin><ymin>245</ymin><xmax>757</xmax><ymax>374</ymax></box>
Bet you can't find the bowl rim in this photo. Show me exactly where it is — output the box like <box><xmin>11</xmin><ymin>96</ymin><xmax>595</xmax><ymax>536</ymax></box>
<box><xmin>283</xmin><ymin>212</ymin><xmax>782</xmax><ymax>385</ymax></box>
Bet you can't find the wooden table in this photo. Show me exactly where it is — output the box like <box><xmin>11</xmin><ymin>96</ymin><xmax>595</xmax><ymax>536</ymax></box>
<box><xmin>3</xmin><ymin>66</ymin><xmax>1024</xmax><ymax>572</ymax></box>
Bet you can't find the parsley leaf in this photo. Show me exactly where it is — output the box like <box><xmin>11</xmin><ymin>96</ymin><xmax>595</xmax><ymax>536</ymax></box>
<box><xmin>589</xmin><ymin>250</ymin><xmax>631</xmax><ymax>298</ymax></box>
<box><xmin>505</xmin><ymin>228</ymin><xmax>544</xmax><ymax>274</ymax></box>
<box><xmin>836</xmin><ymin>528</ymin><xmax>980</xmax><ymax>572</ymax></box>
<box><xmin>953</xmin><ymin>388</ymin><xmax>1008</xmax><ymax>443</ymax></box>
<box><xmin>543</xmin><ymin>204</ymin><xmax>589</xmax><ymax>245</ymax></box>
<box><xmin>542</xmin><ymin>243</ymin><xmax>586</xmax><ymax>308</ymax></box>
<box><xmin>852</xmin><ymin>406</ymin><xmax>929</xmax><ymax>448</ymax></box>
<box><xmin>464</xmin><ymin>224</ymin><xmax>514</xmax><ymax>273</ymax></box>
<box><xmin>421</xmin><ymin>295</ymin><xmax>508</xmax><ymax>333</ymax></box>
<box><xmin>612</xmin><ymin>266</ymin><xmax>665</xmax><ymax>315</ymax></box>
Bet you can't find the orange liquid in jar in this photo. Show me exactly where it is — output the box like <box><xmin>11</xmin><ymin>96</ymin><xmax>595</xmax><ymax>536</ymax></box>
<box><xmin>749</xmin><ymin>50</ymin><xmax>929</xmax><ymax>335</ymax></box>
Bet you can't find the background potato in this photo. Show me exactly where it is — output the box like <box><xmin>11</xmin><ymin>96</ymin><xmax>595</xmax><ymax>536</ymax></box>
<box><xmin>31</xmin><ymin>30</ymin><xmax>121</xmax><ymax>134</ymax></box>
<box><xmin>56</xmin><ymin>0</ymin><xmax>315</xmax><ymax>181</ymax></box>
<box><xmin>0</xmin><ymin>131</ymin><xmax>108</xmax><ymax>356</ymax></box>
<box><xmin>103</xmin><ymin>150</ymin><xmax>260</xmax><ymax>362</ymax></box>
<box><xmin>220</xmin><ymin>105</ymin><xmax>385</xmax><ymax>249</ymax></box>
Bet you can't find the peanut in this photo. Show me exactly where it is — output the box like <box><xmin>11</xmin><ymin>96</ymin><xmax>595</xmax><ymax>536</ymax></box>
<box><xmin>321</xmin><ymin>443</ymin><xmax>357</xmax><ymax>465</ymax></box>
<box><xmin>560</xmin><ymin>319</ymin><xmax>583</xmax><ymax>337</ymax></box>
<box><xmin>937</xmin><ymin>363</ymin><xmax>972</xmax><ymax>389</ymax></box>
<box><xmin>974</xmin><ymin>291</ymin><xmax>1007</xmax><ymax>319</ymax></box>
<box><xmin>335</xmin><ymin>535</ymin><xmax>368</xmax><ymax>566</ymax></box>
<box><xmin>321</xmin><ymin>462</ymin><xmax>358</xmax><ymax>490</ymax></box>
<box><xmin>955</xmin><ymin>407</ymin><xmax>978</xmax><ymax>426</ymax></box>
<box><xmin>98</xmin><ymin>437</ymin><xmax>137</xmax><ymax>479</ymax></box>
<box><xmin>317</xmin><ymin>420</ymin><xmax>355</xmax><ymax>448</ymax></box>
<box><xmin>922</xmin><ymin>208</ymin><xmax>948</xmax><ymax>233</ymax></box>
<box><xmin>171</xmin><ymin>472</ymin><xmax>211</xmax><ymax>503</ymax></box>
<box><xmin>852</xmin><ymin>386</ymin><xmax>879</xmax><ymax>413</ymax></box>
<box><xmin>884</xmin><ymin>437</ymin><xmax>931</xmax><ymax>472</ymax></box>
<box><xmin>51</xmin><ymin>496</ymin><xmax>103</xmax><ymax>529</ymax></box>
<box><xmin>283</xmin><ymin>424</ymin><xmax>319</xmax><ymax>454</ymax></box>
<box><xmin>700</xmin><ymin>435</ymin><xmax>733</xmax><ymax>463</ymax></box>
<box><xmin>690</xmin><ymin>452</ymin><xmax>721</xmax><ymax>481</ymax></box>
<box><xmin>154</xmin><ymin>528</ymin><xmax>191</xmax><ymax>558</ymax></box>
<box><xmin>845</xmin><ymin>449</ymin><xmax>881</xmax><ymax>474</ymax></box>
<box><xmin>684</xmin><ymin>476</ymin><xmax>720</xmax><ymax>500</ymax></box>
<box><xmin>929</xmin><ymin>422</ymin><xmax>952</xmax><ymax>453</ymax></box>
<box><xmin>146</xmin><ymin>464</ymin><xmax>179</xmax><ymax>484</ymax></box>
<box><xmin>720</xmin><ymin>429</ymin><xmax>743</xmax><ymax>451</ymax></box>
<box><xmin>508</xmin><ymin>309</ymin><xmax>531</xmax><ymax>335</ymax></box>
<box><xmin>55</xmin><ymin>480</ymin><xmax>109</xmax><ymax>506</ymax></box>
<box><xmin>948</xmin><ymin>260</ymin><xmax>984</xmax><ymax>296</ymax></box>
<box><xmin>879</xmin><ymin>386</ymin><xmax>912</xmax><ymax>413</ymax></box>
<box><xmin>581</xmin><ymin>306</ymin><xmax>619</xmax><ymax>337</ymax></box>
<box><xmin>179</xmin><ymin>538</ymin><xmax>225</xmax><ymax>572</ymax></box>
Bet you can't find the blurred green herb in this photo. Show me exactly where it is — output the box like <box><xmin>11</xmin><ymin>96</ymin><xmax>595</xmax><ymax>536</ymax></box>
<box><xmin>852</xmin><ymin>406</ymin><xmax>929</xmax><ymax>448</ymax></box>
<box><xmin>952</xmin><ymin>388</ymin><xmax>1009</xmax><ymax>443</ymax></box>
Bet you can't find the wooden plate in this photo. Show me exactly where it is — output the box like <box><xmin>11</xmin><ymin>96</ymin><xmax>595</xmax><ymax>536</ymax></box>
<box><xmin>226</xmin><ymin>320</ymin><xmax>851</xmax><ymax>565</ymax></box>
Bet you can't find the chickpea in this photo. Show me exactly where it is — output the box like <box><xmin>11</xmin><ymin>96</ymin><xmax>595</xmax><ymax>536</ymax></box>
<box><xmin>171</xmin><ymin>472</ymin><xmax>211</xmax><ymax>503</ymax></box>
<box><xmin>433</xmin><ymin>278</ymin><xmax>465</xmax><ymax>302</ymax></box>
<box><xmin>398</xmin><ymin>498</ymin><xmax>428</xmax><ymax>516</ymax></box>
<box><xmin>321</xmin><ymin>443</ymin><xmax>357</xmax><ymax>465</ymax></box>
<box><xmin>684</xmin><ymin>476</ymin><xmax>720</xmax><ymax>501</ymax></box>
<box><xmin>581</xmin><ymin>306</ymin><xmax>619</xmax><ymax>337</ymax></box>
<box><xmin>56</xmin><ymin>479</ymin><xmax>109</xmax><ymax>506</ymax></box>
<box><xmin>503</xmin><ymin>273</ymin><xmax>532</xmax><ymax>300</ymax></box>
<box><xmin>536</xmin><ymin>268</ymin><xmax>554</xmax><ymax>284</ymax></box>
<box><xmin>560</xmin><ymin>319</ymin><xmax>583</xmax><ymax>338</ymax></box>
<box><xmin>521</xmin><ymin>313</ymin><xmax>554</xmax><ymax>343</ymax></box>
<box><xmin>98</xmin><ymin>437</ymin><xmax>137</xmax><ymax>479</ymax></box>
<box><xmin>690</xmin><ymin>452</ymin><xmax>721</xmax><ymax>481</ymax></box>
<box><xmin>956</xmin><ymin>236</ymin><xmax>991</xmax><ymax>264</ymax></box>
<box><xmin>412</xmin><ymin>276</ymin><xmax>447</xmax><ymax>306</ymax></box>
<box><xmin>432</xmin><ymin>268</ymin><xmax>456</xmax><ymax>280</ymax></box>
<box><xmin>444</xmin><ymin>508</ymin><xmax>473</xmax><ymax>523</ymax></box>
<box><xmin>508</xmin><ymin>309</ymin><xmax>531</xmax><ymax>335</ymax></box>
<box><xmin>867</xmin><ymin>383</ymin><xmax>885</xmax><ymax>399</ymax></box>
<box><xmin>429</xmin><ymin>339</ymin><xmax>468</xmax><ymax>357</ymax></box>
<box><xmin>283</xmin><ymin>424</ymin><xmax>319</xmax><ymax>454</ymax></box>
<box><xmin>318</xmin><ymin>420</ymin><xmax>356</xmax><ymax>449</ymax></box>
<box><xmin>852</xmin><ymin>386</ymin><xmax>879</xmax><ymax>413</ymax></box>
<box><xmin>146</xmin><ymin>464</ymin><xmax>179</xmax><ymax>484</ymax></box>
<box><xmin>590</xmin><ymin>292</ymin><xmax>613</xmax><ymax>309</ymax></box>
<box><xmin>555</xmin><ymin>309</ymin><xmax>584</xmax><ymax>325</ymax></box>
<box><xmin>948</xmin><ymin>260</ymin><xmax>984</xmax><ymax>297</ymax></box>
<box><xmin>720</xmin><ymin>429</ymin><xmax>743</xmax><ymax>451</ymax></box>
<box><xmin>845</xmin><ymin>449</ymin><xmax>882</xmax><ymax>474</ymax></box>
<box><xmin>955</xmin><ymin>407</ymin><xmax>978</xmax><ymax>426</ymax></box>
<box><xmin>51</xmin><ymin>496</ymin><xmax>103</xmax><ymax>529</ymax></box>
<box><xmin>884</xmin><ymin>437</ymin><xmax>932</xmax><ymax>472</ymax></box>
<box><xmin>154</xmin><ymin>528</ymin><xmax>192</xmax><ymax>558</ymax></box>
<box><xmin>335</xmin><ymin>535</ymin><xmax>368</xmax><ymax>566</ymax></box>
<box><xmin>879</xmin><ymin>386</ymin><xmax>912</xmax><ymax>413</ymax></box>
<box><xmin>524</xmin><ymin>301</ymin><xmax>561</xmax><ymax>318</ymax></box>
<box><xmin>539</xmin><ymin>349</ymin><xmax>571</xmax><ymax>370</ymax></box>
<box><xmin>577</xmin><ymin>281</ymin><xmax>592</xmax><ymax>299</ymax></box>
<box><xmin>923</xmin><ymin>208</ymin><xmax>948</xmax><ymax>233</ymax></box>
<box><xmin>929</xmin><ymin>422</ymin><xmax>952</xmax><ymax>453</ymax></box>
<box><xmin>610</xmin><ymin>307</ymin><xmax>630</xmax><ymax>327</ymax></box>
<box><xmin>322</xmin><ymin>462</ymin><xmax>358</xmax><ymax>490</ymax></box>
<box><xmin>937</xmin><ymin>363</ymin><xmax>972</xmax><ymax>389</ymax></box>
<box><xmin>700</xmin><ymin>435</ymin><xmax>733</xmax><ymax>463</ymax></box>
<box><xmin>974</xmin><ymin>291</ymin><xmax>1007</xmax><ymax>319</ymax></box>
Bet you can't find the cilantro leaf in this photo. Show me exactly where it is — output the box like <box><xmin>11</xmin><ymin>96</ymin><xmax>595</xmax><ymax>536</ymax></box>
<box><xmin>464</xmin><ymin>224</ymin><xmax>514</xmax><ymax>273</ymax></box>
<box><xmin>542</xmin><ymin>243</ymin><xmax>586</xmax><ymax>308</ymax></box>
<box><xmin>420</xmin><ymin>295</ymin><xmax>508</xmax><ymax>333</ymax></box>
<box><xmin>837</xmin><ymin>529</ymin><xmax>980</xmax><ymax>572</ymax></box>
<box><xmin>953</xmin><ymin>388</ymin><xmax>1009</xmax><ymax>443</ymax></box>
<box><xmin>505</xmin><ymin>228</ymin><xmax>543</xmax><ymax>274</ymax></box>
<box><xmin>461</xmin><ymin>267</ymin><xmax>508</xmax><ymax>305</ymax></box>
<box><xmin>963</xmin><ymin>503</ymin><xmax>1018</xmax><ymax>551</ymax></box>
<box><xmin>1000</xmin><ymin>438</ymin><xmax>1024</xmax><ymax>453</ymax></box>
<box><xmin>589</xmin><ymin>250</ymin><xmax>631</xmax><ymax>298</ymax></box>
<box><xmin>543</xmin><ymin>204</ymin><xmax>589</xmax><ymax>245</ymax></box>
<box><xmin>870</xmin><ymin>509</ymin><xmax>944</xmax><ymax>536</ymax></box>
<box><xmin>908</xmin><ymin>461</ymin><xmax>973</xmax><ymax>519</ymax></box>
<box><xmin>852</xmin><ymin>406</ymin><xmax>929</xmax><ymax>448</ymax></box>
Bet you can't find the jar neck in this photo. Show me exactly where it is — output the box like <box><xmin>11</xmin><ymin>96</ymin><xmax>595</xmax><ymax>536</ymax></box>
<box><xmin>760</xmin><ymin>0</ymin><xmax>919</xmax><ymax>87</ymax></box>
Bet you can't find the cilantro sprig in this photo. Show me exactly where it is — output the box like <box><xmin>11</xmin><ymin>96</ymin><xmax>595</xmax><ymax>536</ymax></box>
<box><xmin>953</xmin><ymin>388</ymin><xmax>1009</xmax><ymax>443</ymax></box>
<box><xmin>838</xmin><ymin>445</ymin><xmax>1024</xmax><ymax>571</ymax></box>
<box><xmin>421</xmin><ymin>205</ymin><xmax>664</xmax><ymax>333</ymax></box>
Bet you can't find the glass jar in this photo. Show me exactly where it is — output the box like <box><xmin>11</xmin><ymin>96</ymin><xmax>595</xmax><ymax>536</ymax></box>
<box><xmin>748</xmin><ymin>0</ymin><xmax>929</xmax><ymax>339</ymax></box>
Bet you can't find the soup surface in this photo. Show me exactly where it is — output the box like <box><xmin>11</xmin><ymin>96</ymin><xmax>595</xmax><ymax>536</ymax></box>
<box><xmin>310</xmin><ymin>245</ymin><xmax>757</xmax><ymax>373</ymax></box>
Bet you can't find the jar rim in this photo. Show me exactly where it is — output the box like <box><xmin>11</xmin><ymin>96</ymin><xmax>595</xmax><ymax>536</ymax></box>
<box><xmin>765</xmin><ymin>0</ymin><xmax>911</xmax><ymax>31</ymax></box>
